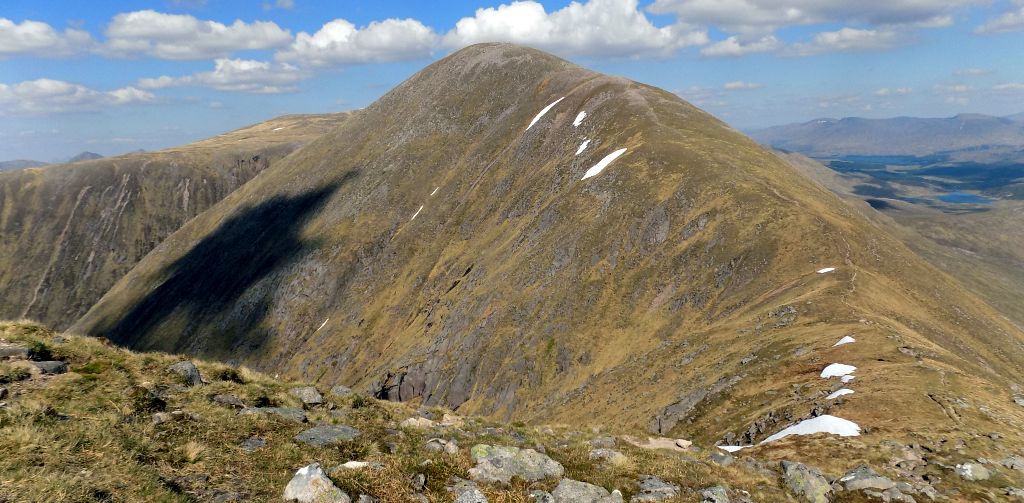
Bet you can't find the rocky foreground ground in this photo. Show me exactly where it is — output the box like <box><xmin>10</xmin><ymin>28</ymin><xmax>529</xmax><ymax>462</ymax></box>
<box><xmin>1</xmin><ymin>321</ymin><xmax>1022</xmax><ymax>502</ymax></box>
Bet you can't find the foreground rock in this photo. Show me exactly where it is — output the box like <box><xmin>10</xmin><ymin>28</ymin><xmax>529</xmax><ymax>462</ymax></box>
<box><xmin>33</xmin><ymin>361</ymin><xmax>67</xmax><ymax>375</ymax></box>
<box><xmin>631</xmin><ymin>475</ymin><xmax>680</xmax><ymax>502</ymax></box>
<box><xmin>166</xmin><ymin>361</ymin><xmax>203</xmax><ymax>386</ymax></box>
<box><xmin>283</xmin><ymin>463</ymin><xmax>349</xmax><ymax>502</ymax></box>
<box><xmin>700</xmin><ymin>486</ymin><xmax>730</xmax><ymax>503</ymax></box>
<box><xmin>552</xmin><ymin>479</ymin><xmax>623</xmax><ymax>503</ymax></box>
<box><xmin>289</xmin><ymin>386</ymin><xmax>324</xmax><ymax>406</ymax></box>
<box><xmin>468</xmin><ymin>444</ymin><xmax>564</xmax><ymax>484</ymax></box>
<box><xmin>239</xmin><ymin>406</ymin><xmax>306</xmax><ymax>423</ymax></box>
<box><xmin>782</xmin><ymin>461</ymin><xmax>831</xmax><ymax>503</ymax></box>
<box><xmin>294</xmin><ymin>425</ymin><xmax>360</xmax><ymax>448</ymax></box>
<box><xmin>955</xmin><ymin>462</ymin><xmax>991</xmax><ymax>481</ymax></box>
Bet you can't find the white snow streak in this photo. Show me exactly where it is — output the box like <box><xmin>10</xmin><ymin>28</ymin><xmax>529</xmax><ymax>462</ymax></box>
<box><xmin>581</xmin><ymin>148</ymin><xmax>627</xmax><ymax>180</ymax></box>
<box><xmin>526</xmin><ymin>97</ymin><xmax>565</xmax><ymax>131</ymax></box>
<box><xmin>430</xmin><ymin>186</ymin><xmax>439</xmax><ymax>196</ymax></box>
<box><xmin>833</xmin><ymin>336</ymin><xmax>856</xmax><ymax>347</ymax></box>
<box><xmin>817</xmin><ymin>267</ymin><xmax>836</xmax><ymax>274</ymax></box>
<box><xmin>411</xmin><ymin>205</ymin><xmax>423</xmax><ymax>220</ymax></box>
<box><xmin>762</xmin><ymin>415</ymin><xmax>861</xmax><ymax>443</ymax></box>
<box><xmin>841</xmin><ymin>375</ymin><xmax>856</xmax><ymax>383</ymax></box>
<box><xmin>575</xmin><ymin>139</ymin><xmax>590</xmax><ymax>155</ymax></box>
<box><xmin>573</xmin><ymin>111</ymin><xmax>587</xmax><ymax>127</ymax></box>
<box><xmin>315</xmin><ymin>319</ymin><xmax>329</xmax><ymax>332</ymax></box>
<box><xmin>821</xmin><ymin>363</ymin><xmax>857</xmax><ymax>378</ymax></box>
<box><xmin>718</xmin><ymin>445</ymin><xmax>748</xmax><ymax>452</ymax></box>
<box><xmin>826</xmin><ymin>388</ymin><xmax>855</xmax><ymax>399</ymax></box>
<box><xmin>272</xmin><ymin>127</ymin><xmax>284</xmax><ymax>131</ymax></box>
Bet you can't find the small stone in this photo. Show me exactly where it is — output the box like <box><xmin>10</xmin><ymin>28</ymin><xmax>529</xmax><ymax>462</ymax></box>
<box><xmin>710</xmin><ymin>451</ymin><xmax>735</xmax><ymax>466</ymax></box>
<box><xmin>782</xmin><ymin>461</ymin><xmax>831</xmax><ymax>503</ymax></box>
<box><xmin>447</xmin><ymin>478</ymin><xmax>488</xmax><ymax>503</ymax></box>
<box><xmin>468</xmin><ymin>444</ymin><xmax>564</xmax><ymax>484</ymax></box>
<box><xmin>956</xmin><ymin>463</ymin><xmax>990</xmax><ymax>481</ymax></box>
<box><xmin>283</xmin><ymin>463</ymin><xmax>349</xmax><ymax>502</ymax></box>
<box><xmin>631</xmin><ymin>475</ymin><xmax>679</xmax><ymax>502</ymax></box>
<box><xmin>166</xmin><ymin>361</ymin><xmax>203</xmax><ymax>386</ymax></box>
<box><xmin>240</xmin><ymin>436</ymin><xmax>265</xmax><ymax>452</ymax></box>
<box><xmin>411</xmin><ymin>473</ymin><xmax>426</xmax><ymax>491</ymax></box>
<box><xmin>294</xmin><ymin>425</ymin><xmax>360</xmax><ymax>448</ymax></box>
<box><xmin>211</xmin><ymin>394</ymin><xmax>246</xmax><ymax>408</ymax></box>
<box><xmin>356</xmin><ymin>496</ymin><xmax>378</xmax><ymax>503</ymax></box>
<box><xmin>239</xmin><ymin>407</ymin><xmax>307</xmax><ymax>423</ymax></box>
<box><xmin>289</xmin><ymin>386</ymin><xmax>324</xmax><ymax>406</ymax></box>
<box><xmin>1003</xmin><ymin>456</ymin><xmax>1024</xmax><ymax>471</ymax></box>
<box><xmin>590</xmin><ymin>436</ymin><xmax>616</xmax><ymax>448</ymax></box>
<box><xmin>590</xmin><ymin>448</ymin><xmax>628</xmax><ymax>465</ymax></box>
<box><xmin>882</xmin><ymin>488</ymin><xmax>916</xmax><ymax>502</ymax></box>
<box><xmin>152</xmin><ymin>412</ymin><xmax>174</xmax><ymax>424</ymax></box>
<box><xmin>528</xmin><ymin>490</ymin><xmax>555</xmax><ymax>503</ymax></box>
<box><xmin>441</xmin><ymin>413</ymin><xmax>465</xmax><ymax>427</ymax></box>
<box><xmin>674</xmin><ymin>438</ymin><xmax>693</xmax><ymax>449</ymax></box>
<box><xmin>1004</xmin><ymin>487</ymin><xmax>1024</xmax><ymax>500</ymax></box>
<box><xmin>400</xmin><ymin>417</ymin><xmax>437</xmax><ymax>429</ymax></box>
<box><xmin>700</xmin><ymin>486</ymin><xmax>730</xmax><ymax>503</ymax></box>
<box><xmin>33</xmin><ymin>361</ymin><xmax>68</xmax><ymax>375</ymax></box>
<box><xmin>0</xmin><ymin>344</ymin><xmax>30</xmax><ymax>359</ymax></box>
<box><xmin>329</xmin><ymin>385</ymin><xmax>353</xmax><ymax>397</ymax></box>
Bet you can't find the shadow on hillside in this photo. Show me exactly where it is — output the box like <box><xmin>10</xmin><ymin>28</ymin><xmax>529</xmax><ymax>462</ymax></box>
<box><xmin>104</xmin><ymin>172</ymin><xmax>356</xmax><ymax>354</ymax></box>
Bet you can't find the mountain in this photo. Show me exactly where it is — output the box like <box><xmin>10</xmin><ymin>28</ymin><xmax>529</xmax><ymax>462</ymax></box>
<box><xmin>0</xmin><ymin>159</ymin><xmax>47</xmax><ymax>172</ymax></box>
<box><xmin>751</xmin><ymin>114</ymin><xmax>1024</xmax><ymax>156</ymax></box>
<box><xmin>0</xmin><ymin>113</ymin><xmax>349</xmax><ymax>329</ymax></box>
<box><xmin>73</xmin><ymin>44</ymin><xmax>1024</xmax><ymax>456</ymax></box>
<box><xmin>66</xmin><ymin>151</ymin><xmax>103</xmax><ymax>163</ymax></box>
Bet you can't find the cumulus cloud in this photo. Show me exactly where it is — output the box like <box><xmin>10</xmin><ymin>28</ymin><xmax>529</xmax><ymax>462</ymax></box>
<box><xmin>0</xmin><ymin>18</ymin><xmax>95</xmax><ymax>57</ymax></box>
<box><xmin>276</xmin><ymin>18</ymin><xmax>437</xmax><ymax>66</ymax></box>
<box><xmin>649</xmin><ymin>0</ymin><xmax>982</xmax><ymax>35</ymax></box>
<box><xmin>102</xmin><ymin>10</ymin><xmax>292</xmax><ymax>59</ymax></box>
<box><xmin>993</xmin><ymin>82</ymin><xmax>1024</xmax><ymax>91</ymax></box>
<box><xmin>786</xmin><ymin>27</ymin><xmax>906</xmax><ymax>56</ymax></box>
<box><xmin>723</xmin><ymin>80</ymin><xmax>762</xmax><ymax>90</ymax></box>
<box><xmin>138</xmin><ymin>58</ymin><xmax>309</xmax><ymax>93</ymax></box>
<box><xmin>976</xmin><ymin>1</ymin><xmax>1024</xmax><ymax>33</ymax></box>
<box><xmin>0</xmin><ymin>79</ymin><xmax>155</xmax><ymax>115</ymax></box>
<box><xmin>701</xmin><ymin>35</ymin><xmax>780</xmax><ymax>56</ymax></box>
<box><xmin>442</xmin><ymin>0</ymin><xmax>708</xmax><ymax>58</ymax></box>
<box><xmin>954</xmin><ymin>68</ymin><xmax>991</xmax><ymax>76</ymax></box>
<box><xmin>873</xmin><ymin>87</ymin><xmax>911</xmax><ymax>96</ymax></box>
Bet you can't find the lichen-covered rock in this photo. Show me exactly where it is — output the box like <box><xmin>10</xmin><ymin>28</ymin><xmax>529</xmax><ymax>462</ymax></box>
<box><xmin>294</xmin><ymin>425</ymin><xmax>360</xmax><ymax>447</ymax></box>
<box><xmin>239</xmin><ymin>406</ymin><xmax>307</xmax><ymax>423</ymax></box>
<box><xmin>468</xmin><ymin>444</ymin><xmax>564</xmax><ymax>484</ymax></box>
<box><xmin>283</xmin><ymin>463</ymin><xmax>349</xmax><ymax>502</ymax></box>
<box><xmin>166</xmin><ymin>361</ymin><xmax>203</xmax><ymax>386</ymax></box>
<box><xmin>551</xmin><ymin>479</ymin><xmax>622</xmax><ymax>503</ymax></box>
<box><xmin>782</xmin><ymin>461</ymin><xmax>832</xmax><ymax>503</ymax></box>
<box><xmin>956</xmin><ymin>463</ymin><xmax>990</xmax><ymax>481</ymax></box>
<box><xmin>840</xmin><ymin>465</ymin><xmax>895</xmax><ymax>491</ymax></box>
<box><xmin>700</xmin><ymin>486</ymin><xmax>730</xmax><ymax>503</ymax></box>
<box><xmin>631</xmin><ymin>475</ymin><xmax>679</xmax><ymax>502</ymax></box>
<box><xmin>289</xmin><ymin>386</ymin><xmax>324</xmax><ymax>406</ymax></box>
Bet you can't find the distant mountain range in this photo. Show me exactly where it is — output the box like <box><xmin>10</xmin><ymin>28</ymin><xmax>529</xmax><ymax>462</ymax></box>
<box><xmin>66</xmin><ymin>151</ymin><xmax>103</xmax><ymax>162</ymax></box>
<box><xmin>0</xmin><ymin>159</ymin><xmax>48</xmax><ymax>172</ymax></box>
<box><xmin>751</xmin><ymin>113</ymin><xmax>1024</xmax><ymax>156</ymax></box>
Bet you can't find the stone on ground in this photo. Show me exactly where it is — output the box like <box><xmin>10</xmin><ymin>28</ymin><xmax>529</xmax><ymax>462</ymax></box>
<box><xmin>400</xmin><ymin>417</ymin><xmax>436</xmax><ymax>429</ymax></box>
<box><xmin>551</xmin><ymin>478</ymin><xmax>622</xmax><ymax>503</ymax></box>
<box><xmin>289</xmin><ymin>386</ymin><xmax>324</xmax><ymax>406</ymax></box>
<box><xmin>782</xmin><ymin>461</ymin><xmax>832</xmax><ymax>503</ymax></box>
<box><xmin>468</xmin><ymin>444</ymin><xmax>564</xmax><ymax>484</ymax></box>
<box><xmin>700</xmin><ymin>486</ymin><xmax>730</xmax><ymax>503</ymax></box>
<box><xmin>283</xmin><ymin>463</ymin><xmax>349</xmax><ymax>502</ymax></box>
<box><xmin>239</xmin><ymin>406</ymin><xmax>307</xmax><ymax>423</ymax></box>
<box><xmin>955</xmin><ymin>463</ymin><xmax>990</xmax><ymax>481</ymax></box>
<box><xmin>294</xmin><ymin>425</ymin><xmax>360</xmax><ymax>447</ymax></box>
<box><xmin>166</xmin><ymin>361</ymin><xmax>203</xmax><ymax>386</ymax></box>
<box><xmin>33</xmin><ymin>361</ymin><xmax>68</xmax><ymax>375</ymax></box>
<box><xmin>631</xmin><ymin>475</ymin><xmax>679</xmax><ymax>502</ymax></box>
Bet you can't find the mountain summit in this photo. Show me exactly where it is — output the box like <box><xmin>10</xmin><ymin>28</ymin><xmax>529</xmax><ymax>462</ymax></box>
<box><xmin>74</xmin><ymin>44</ymin><xmax>1024</xmax><ymax>449</ymax></box>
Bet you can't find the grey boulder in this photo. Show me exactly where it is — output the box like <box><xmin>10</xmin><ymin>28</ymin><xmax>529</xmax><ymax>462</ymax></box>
<box><xmin>631</xmin><ymin>475</ymin><xmax>680</xmax><ymax>502</ymax></box>
<box><xmin>700</xmin><ymin>486</ymin><xmax>730</xmax><ymax>503</ymax></box>
<box><xmin>290</xmin><ymin>386</ymin><xmax>324</xmax><ymax>406</ymax></box>
<box><xmin>166</xmin><ymin>361</ymin><xmax>203</xmax><ymax>386</ymax></box>
<box><xmin>283</xmin><ymin>463</ymin><xmax>349</xmax><ymax>502</ymax></box>
<box><xmin>782</xmin><ymin>461</ymin><xmax>832</xmax><ymax>503</ymax></box>
<box><xmin>840</xmin><ymin>465</ymin><xmax>895</xmax><ymax>491</ymax></box>
<box><xmin>33</xmin><ymin>361</ymin><xmax>68</xmax><ymax>375</ymax></box>
<box><xmin>551</xmin><ymin>479</ymin><xmax>623</xmax><ymax>503</ymax></box>
<box><xmin>239</xmin><ymin>407</ymin><xmax>307</xmax><ymax>423</ymax></box>
<box><xmin>468</xmin><ymin>444</ymin><xmax>564</xmax><ymax>484</ymax></box>
<box><xmin>294</xmin><ymin>425</ymin><xmax>360</xmax><ymax>448</ymax></box>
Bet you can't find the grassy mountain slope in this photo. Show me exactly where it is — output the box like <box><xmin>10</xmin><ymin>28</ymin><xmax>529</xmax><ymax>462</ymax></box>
<box><xmin>0</xmin><ymin>113</ymin><xmax>349</xmax><ymax>329</ymax></box>
<box><xmin>74</xmin><ymin>44</ymin><xmax>1024</xmax><ymax>453</ymax></box>
<box><xmin>0</xmin><ymin>160</ymin><xmax>48</xmax><ymax>172</ymax></box>
<box><xmin>751</xmin><ymin>114</ymin><xmax>1024</xmax><ymax>156</ymax></box>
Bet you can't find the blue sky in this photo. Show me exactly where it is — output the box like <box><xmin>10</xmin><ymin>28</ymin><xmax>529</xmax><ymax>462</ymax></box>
<box><xmin>2</xmin><ymin>0</ymin><xmax>1023</xmax><ymax>161</ymax></box>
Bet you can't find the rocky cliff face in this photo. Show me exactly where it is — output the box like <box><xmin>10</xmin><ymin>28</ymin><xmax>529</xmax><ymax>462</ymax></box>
<box><xmin>73</xmin><ymin>44</ymin><xmax>1024</xmax><ymax>449</ymax></box>
<box><xmin>0</xmin><ymin>113</ymin><xmax>348</xmax><ymax>328</ymax></box>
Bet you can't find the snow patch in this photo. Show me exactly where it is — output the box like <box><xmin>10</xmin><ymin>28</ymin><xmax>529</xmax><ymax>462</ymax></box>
<box><xmin>272</xmin><ymin>127</ymin><xmax>284</xmax><ymax>131</ymax></box>
<box><xmin>575</xmin><ymin>138</ymin><xmax>590</xmax><ymax>155</ymax></box>
<box><xmin>817</xmin><ymin>267</ymin><xmax>836</xmax><ymax>274</ymax></box>
<box><xmin>581</xmin><ymin>148</ymin><xmax>627</xmax><ymax>180</ymax></box>
<box><xmin>526</xmin><ymin>97</ymin><xmax>565</xmax><ymax>130</ymax></box>
<box><xmin>315</xmin><ymin>319</ymin><xmax>329</xmax><ymax>332</ymax></box>
<box><xmin>762</xmin><ymin>415</ymin><xmax>861</xmax><ymax>443</ymax></box>
<box><xmin>430</xmin><ymin>186</ymin><xmax>439</xmax><ymax>196</ymax></box>
<box><xmin>573</xmin><ymin>111</ymin><xmax>587</xmax><ymax>127</ymax></box>
<box><xmin>411</xmin><ymin>205</ymin><xmax>423</xmax><ymax>220</ymax></box>
<box><xmin>718</xmin><ymin>445</ymin><xmax>748</xmax><ymax>452</ymax></box>
<box><xmin>841</xmin><ymin>375</ymin><xmax>856</xmax><ymax>383</ymax></box>
<box><xmin>821</xmin><ymin>363</ymin><xmax>857</xmax><ymax>378</ymax></box>
<box><xmin>833</xmin><ymin>336</ymin><xmax>856</xmax><ymax>347</ymax></box>
<box><xmin>826</xmin><ymin>388</ymin><xmax>855</xmax><ymax>400</ymax></box>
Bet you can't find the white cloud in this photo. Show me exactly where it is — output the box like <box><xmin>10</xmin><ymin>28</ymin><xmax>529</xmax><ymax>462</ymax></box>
<box><xmin>786</xmin><ymin>27</ymin><xmax>906</xmax><ymax>56</ymax></box>
<box><xmin>723</xmin><ymin>80</ymin><xmax>762</xmax><ymax>90</ymax></box>
<box><xmin>0</xmin><ymin>18</ymin><xmax>94</xmax><ymax>57</ymax></box>
<box><xmin>935</xmin><ymin>83</ymin><xmax>971</xmax><ymax>93</ymax></box>
<box><xmin>701</xmin><ymin>35</ymin><xmax>780</xmax><ymax>56</ymax></box>
<box><xmin>276</xmin><ymin>18</ymin><xmax>437</xmax><ymax>66</ymax></box>
<box><xmin>103</xmin><ymin>10</ymin><xmax>292</xmax><ymax>60</ymax></box>
<box><xmin>139</xmin><ymin>58</ymin><xmax>309</xmax><ymax>93</ymax></box>
<box><xmin>993</xmin><ymin>82</ymin><xmax>1024</xmax><ymax>91</ymax></box>
<box><xmin>649</xmin><ymin>0</ymin><xmax>983</xmax><ymax>35</ymax></box>
<box><xmin>976</xmin><ymin>1</ymin><xmax>1024</xmax><ymax>33</ymax></box>
<box><xmin>442</xmin><ymin>0</ymin><xmax>708</xmax><ymax>58</ymax></box>
<box><xmin>954</xmin><ymin>68</ymin><xmax>991</xmax><ymax>76</ymax></box>
<box><xmin>873</xmin><ymin>87</ymin><xmax>911</xmax><ymax>96</ymax></box>
<box><xmin>0</xmin><ymin>79</ymin><xmax>155</xmax><ymax>115</ymax></box>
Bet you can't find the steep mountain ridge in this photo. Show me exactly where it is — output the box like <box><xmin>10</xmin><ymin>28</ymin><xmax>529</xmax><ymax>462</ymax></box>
<box><xmin>74</xmin><ymin>44</ymin><xmax>1024</xmax><ymax>450</ymax></box>
<box><xmin>751</xmin><ymin>114</ymin><xmax>1024</xmax><ymax>156</ymax></box>
<box><xmin>0</xmin><ymin>113</ymin><xmax>349</xmax><ymax>329</ymax></box>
